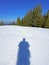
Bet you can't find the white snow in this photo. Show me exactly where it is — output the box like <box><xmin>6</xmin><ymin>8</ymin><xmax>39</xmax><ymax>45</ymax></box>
<box><xmin>0</xmin><ymin>25</ymin><xmax>49</xmax><ymax>65</ymax></box>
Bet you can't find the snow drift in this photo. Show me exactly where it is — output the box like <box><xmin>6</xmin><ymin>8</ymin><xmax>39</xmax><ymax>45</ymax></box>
<box><xmin>0</xmin><ymin>25</ymin><xmax>49</xmax><ymax>65</ymax></box>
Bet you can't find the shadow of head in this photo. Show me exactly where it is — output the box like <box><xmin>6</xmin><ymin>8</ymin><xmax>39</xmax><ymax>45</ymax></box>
<box><xmin>23</xmin><ymin>38</ymin><xmax>25</xmax><ymax>41</ymax></box>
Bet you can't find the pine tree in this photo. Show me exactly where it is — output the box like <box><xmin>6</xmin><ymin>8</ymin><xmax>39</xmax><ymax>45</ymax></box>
<box><xmin>17</xmin><ymin>17</ymin><xmax>21</xmax><ymax>25</ymax></box>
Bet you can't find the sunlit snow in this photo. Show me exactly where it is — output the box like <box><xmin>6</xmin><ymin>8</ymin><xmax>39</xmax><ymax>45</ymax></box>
<box><xmin>0</xmin><ymin>26</ymin><xmax>49</xmax><ymax>65</ymax></box>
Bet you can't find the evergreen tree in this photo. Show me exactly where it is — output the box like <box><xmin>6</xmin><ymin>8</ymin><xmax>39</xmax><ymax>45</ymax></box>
<box><xmin>44</xmin><ymin>10</ymin><xmax>49</xmax><ymax>28</ymax></box>
<box><xmin>16</xmin><ymin>5</ymin><xmax>49</xmax><ymax>28</ymax></box>
<box><xmin>17</xmin><ymin>17</ymin><xmax>21</xmax><ymax>25</ymax></box>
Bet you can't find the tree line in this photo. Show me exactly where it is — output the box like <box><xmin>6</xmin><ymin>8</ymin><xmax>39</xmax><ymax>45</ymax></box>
<box><xmin>0</xmin><ymin>5</ymin><xmax>49</xmax><ymax>28</ymax></box>
<box><xmin>17</xmin><ymin>5</ymin><xmax>49</xmax><ymax>28</ymax></box>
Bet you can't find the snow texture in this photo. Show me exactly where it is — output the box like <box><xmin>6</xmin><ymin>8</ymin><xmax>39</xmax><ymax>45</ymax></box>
<box><xmin>0</xmin><ymin>25</ymin><xmax>49</xmax><ymax>65</ymax></box>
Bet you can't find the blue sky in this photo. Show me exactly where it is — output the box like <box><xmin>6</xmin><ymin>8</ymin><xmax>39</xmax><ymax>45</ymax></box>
<box><xmin>0</xmin><ymin>0</ymin><xmax>49</xmax><ymax>22</ymax></box>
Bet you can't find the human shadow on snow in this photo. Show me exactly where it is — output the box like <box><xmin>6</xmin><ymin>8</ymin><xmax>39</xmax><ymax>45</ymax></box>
<box><xmin>16</xmin><ymin>38</ymin><xmax>30</xmax><ymax>65</ymax></box>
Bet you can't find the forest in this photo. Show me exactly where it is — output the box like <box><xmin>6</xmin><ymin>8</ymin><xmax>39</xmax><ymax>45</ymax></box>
<box><xmin>0</xmin><ymin>5</ymin><xmax>49</xmax><ymax>28</ymax></box>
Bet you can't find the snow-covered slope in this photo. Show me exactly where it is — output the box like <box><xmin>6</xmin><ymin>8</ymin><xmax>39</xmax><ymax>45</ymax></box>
<box><xmin>0</xmin><ymin>25</ymin><xmax>49</xmax><ymax>65</ymax></box>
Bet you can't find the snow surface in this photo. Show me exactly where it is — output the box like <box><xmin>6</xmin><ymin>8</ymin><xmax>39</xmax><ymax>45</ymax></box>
<box><xmin>0</xmin><ymin>25</ymin><xmax>49</xmax><ymax>65</ymax></box>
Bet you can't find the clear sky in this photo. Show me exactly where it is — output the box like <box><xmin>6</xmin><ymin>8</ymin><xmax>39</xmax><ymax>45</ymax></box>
<box><xmin>0</xmin><ymin>0</ymin><xmax>49</xmax><ymax>22</ymax></box>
